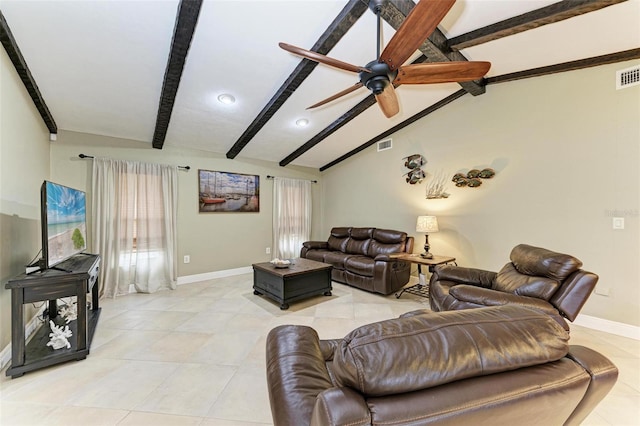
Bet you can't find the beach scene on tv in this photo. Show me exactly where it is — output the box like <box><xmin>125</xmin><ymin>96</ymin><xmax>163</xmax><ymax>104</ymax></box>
<box><xmin>46</xmin><ymin>181</ymin><xmax>87</xmax><ymax>266</ymax></box>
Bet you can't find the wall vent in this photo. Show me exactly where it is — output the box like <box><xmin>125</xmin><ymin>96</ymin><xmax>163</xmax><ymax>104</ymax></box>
<box><xmin>616</xmin><ymin>65</ymin><xmax>640</xmax><ymax>90</ymax></box>
<box><xmin>377</xmin><ymin>138</ymin><xmax>392</xmax><ymax>152</ymax></box>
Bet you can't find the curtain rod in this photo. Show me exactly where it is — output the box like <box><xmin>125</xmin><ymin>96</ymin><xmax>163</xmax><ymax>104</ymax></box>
<box><xmin>79</xmin><ymin>154</ymin><xmax>190</xmax><ymax>170</ymax></box>
<box><xmin>266</xmin><ymin>175</ymin><xmax>317</xmax><ymax>183</ymax></box>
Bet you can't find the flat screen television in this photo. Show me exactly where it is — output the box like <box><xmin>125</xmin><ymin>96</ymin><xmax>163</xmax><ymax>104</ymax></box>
<box><xmin>40</xmin><ymin>180</ymin><xmax>87</xmax><ymax>270</ymax></box>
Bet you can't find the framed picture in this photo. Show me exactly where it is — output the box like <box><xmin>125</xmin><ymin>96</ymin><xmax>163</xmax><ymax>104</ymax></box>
<box><xmin>198</xmin><ymin>169</ymin><xmax>260</xmax><ymax>213</ymax></box>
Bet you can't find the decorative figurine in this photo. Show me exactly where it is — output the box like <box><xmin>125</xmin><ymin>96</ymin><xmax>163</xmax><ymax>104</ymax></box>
<box><xmin>47</xmin><ymin>320</ymin><xmax>73</xmax><ymax>350</ymax></box>
<box><xmin>59</xmin><ymin>303</ymin><xmax>78</xmax><ymax>324</ymax></box>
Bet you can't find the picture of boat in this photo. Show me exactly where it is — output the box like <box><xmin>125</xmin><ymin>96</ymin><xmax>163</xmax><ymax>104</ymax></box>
<box><xmin>200</xmin><ymin>195</ymin><xmax>226</xmax><ymax>204</ymax></box>
<box><xmin>198</xmin><ymin>169</ymin><xmax>260</xmax><ymax>213</ymax></box>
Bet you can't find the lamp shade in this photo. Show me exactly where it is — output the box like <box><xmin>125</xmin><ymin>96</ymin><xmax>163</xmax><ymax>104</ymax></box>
<box><xmin>416</xmin><ymin>216</ymin><xmax>439</xmax><ymax>233</ymax></box>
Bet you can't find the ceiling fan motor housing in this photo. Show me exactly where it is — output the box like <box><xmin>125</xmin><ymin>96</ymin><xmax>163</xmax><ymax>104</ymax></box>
<box><xmin>360</xmin><ymin>60</ymin><xmax>398</xmax><ymax>94</ymax></box>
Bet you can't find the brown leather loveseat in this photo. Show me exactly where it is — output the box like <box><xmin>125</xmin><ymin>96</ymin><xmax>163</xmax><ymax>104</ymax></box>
<box><xmin>300</xmin><ymin>227</ymin><xmax>413</xmax><ymax>295</ymax></box>
<box><xmin>266</xmin><ymin>305</ymin><xmax>617</xmax><ymax>426</ymax></box>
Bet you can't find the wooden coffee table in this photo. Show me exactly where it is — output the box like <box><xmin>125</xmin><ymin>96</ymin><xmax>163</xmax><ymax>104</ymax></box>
<box><xmin>252</xmin><ymin>258</ymin><xmax>332</xmax><ymax>310</ymax></box>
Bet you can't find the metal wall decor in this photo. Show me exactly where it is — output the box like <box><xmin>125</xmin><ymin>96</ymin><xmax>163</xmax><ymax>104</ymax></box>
<box><xmin>452</xmin><ymin>168</ymin><xmax>495</xmax><ymax>188</ymax></box>
<box><xmin>403</xmin><ymin>154</ymin><xmax>426</xmax><ymax>185</ymax></box>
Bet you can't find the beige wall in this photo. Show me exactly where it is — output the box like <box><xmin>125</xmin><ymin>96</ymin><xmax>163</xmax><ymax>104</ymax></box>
<box><xmin>0</xmin><ymin>48</ymin><xmax>51</xmax><ymax>350</ymax></box>
<box><xmin>49</xmin><ymin>131</ymin><xmax>323</xmax><ymax>277</ymax></box>
<box><xmin>321</xmin><ymin>60</ymin><xmax>640</xmax><ymax>327</ymax></box>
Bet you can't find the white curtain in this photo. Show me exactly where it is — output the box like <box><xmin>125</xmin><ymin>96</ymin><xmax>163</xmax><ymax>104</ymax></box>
<box><xmin>92</xmin><ymin>158</ymin><xmax>178</xmax><ymax>298</ymax></box>
<box><xmin>273</xmin><ymin>177</ymin><xmax>312</xmax><ymax>259</ymax></box>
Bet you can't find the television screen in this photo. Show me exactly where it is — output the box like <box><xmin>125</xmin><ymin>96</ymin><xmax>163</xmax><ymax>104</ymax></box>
<box><xmin>41</xmin><ymin>181</ymin><xmax>87</xmax><ymax>269</ymax></box>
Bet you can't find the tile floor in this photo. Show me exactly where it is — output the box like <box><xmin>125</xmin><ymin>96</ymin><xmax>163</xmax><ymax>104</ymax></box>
<box><xmin>1</xmin><ymin>273</ymin><xmax>639</xmax><ymax>425</ymax></box>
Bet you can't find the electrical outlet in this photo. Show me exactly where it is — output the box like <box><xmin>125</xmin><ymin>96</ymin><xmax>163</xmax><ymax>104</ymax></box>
<box><xmin>183</xmin><ymin>255</ymin><xmax>190</xmax><ymax>264</ymax></box>
<box><xmin>594</xmin><ymin>286</ymin><xmax>610</xmax><ymax>296</ymax></box>
<box><xmin>612</xmin><ymin>217</ymin><xmax>624</xmax><ymax>230</ymax></box>
<box><xmin>265</xmin><ymin>247</ymin><xmax>271</xmax><ymax>254</ymax></box>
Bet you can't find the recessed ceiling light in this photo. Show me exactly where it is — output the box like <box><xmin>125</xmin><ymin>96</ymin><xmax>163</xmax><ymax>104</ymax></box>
<box><xmin>295</xmin><ymin>118</ymin><xmax>309</xmax><ymax>127</ymax></box>
<box><xmin>217</xmin><ymin>94</ymin><xmax>236</xmax><ymax>105</ymax></box>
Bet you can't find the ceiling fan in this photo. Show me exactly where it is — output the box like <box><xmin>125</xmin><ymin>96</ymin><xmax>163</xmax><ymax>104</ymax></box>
<box><xmin>279</xmin><ymin>0</ymin><xmax>491</xmax><ymax>118</ymax></box>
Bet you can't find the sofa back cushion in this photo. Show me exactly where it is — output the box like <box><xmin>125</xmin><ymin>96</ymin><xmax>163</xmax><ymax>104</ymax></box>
<box><xmin>510</xmin><ymin>244</ymin><xmax>582</xmax><ymax>281</ymax></box>
<box><xmin>368</xmin><ymin>228</ymin><xmax>407</xmax><ymax>257</ymax></box>
<box><xmin>494</xmin><ymin>263</ymin><xmax>560</xmax><ymax>300</ymax></box>
<box><xmin>328</xmin><ymin>227</ymin><xmax>350</xmax><ymax>252</ymax></box>
<box><xmin>330</xmin><ymin>305</ymin><xmax>568</xmax><ymax>397</ymax></box>
<box><xmin>346</xmin><ymin>227</ymin><xmax>374</xmax><ymax>255</ymax></box>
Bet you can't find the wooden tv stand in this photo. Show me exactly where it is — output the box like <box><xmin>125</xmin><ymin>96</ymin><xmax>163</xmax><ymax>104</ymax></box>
<box><xmin>5</xmin><ymin>253</ymin><xmax>101</xmax><ymax>378</ymax></box>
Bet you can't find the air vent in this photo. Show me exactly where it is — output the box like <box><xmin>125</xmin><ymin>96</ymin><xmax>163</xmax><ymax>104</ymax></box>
<box><xmin>616</xmin><ymin>65</ymin><xmax>640</xmax><ymax>90</ymax></box>
<box><xmin>377</xmin><ymin>138</ymin><xmax>392</xmax><ymax>152</ymax></box>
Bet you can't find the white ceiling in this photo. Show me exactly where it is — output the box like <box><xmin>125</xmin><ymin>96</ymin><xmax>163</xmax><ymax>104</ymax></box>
<box><xmin>2</xmin><ymin>0</ymin><xmax>639</xmax><ymax>169</ymax></box>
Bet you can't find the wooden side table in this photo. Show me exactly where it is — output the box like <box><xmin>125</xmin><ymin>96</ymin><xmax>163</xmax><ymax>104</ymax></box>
<box><xmin>393</xmin><ymin>254</ymin><xmax>456</xmax><ymax>299</ymax></box>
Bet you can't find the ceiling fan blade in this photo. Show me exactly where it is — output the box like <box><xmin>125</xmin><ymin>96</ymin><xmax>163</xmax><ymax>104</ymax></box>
<box><xmin>394</xmin><ymin>61</ymin><xmax>491</xmax><ymax>84</ymax></box>
<box><xmin>307</xmin><ymin>82</ymin><xmax>364</xmax><ymax>109</ymax></box>
<box><xmin>375</xmin><ymin>84</ymin><xmax>400</xmax><ymax>118</ymax></box>
<box><xmin>380</xmin><ymin>0</ymin><xmax>456</xmax><ymax>71</ymax></box>
<box><xmin>279</xmin><ymin>42</ymin><xmax>370</xmax><ymax>74</ymax></box>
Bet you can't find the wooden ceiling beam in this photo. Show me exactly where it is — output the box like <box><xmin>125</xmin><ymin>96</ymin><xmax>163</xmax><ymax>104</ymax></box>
<box><xmin>0</xmin><ymin>11</ymin><xmax>57</xmax><ymax>134</ymax></box>
<box><xmin>486</xmin><ymin>48</ymin><xmax>640</xmax><ymax>85</ymax></box>
<box><xmin>448</xmin><ymin>0</ymin><xmax>627</xmax><ymax>51</ymax></box>
<box><xmin>225</xmin><ymin>0</ymin><xmax>369</xmax><ymax>159</ymax></box>
<box><xmin>320</xmin><ymin>89</ymin><xmax>468</xmax><ymax>171</ymax></box>
<box><xmin>152</xmin><ymin>0</ymin><xmax>203</xmax><ymax>149</ymax></box>
<box><xmin>280</xmin><ymin>95</ymin><xmax>377</xmax><ymax>167</ymax></box>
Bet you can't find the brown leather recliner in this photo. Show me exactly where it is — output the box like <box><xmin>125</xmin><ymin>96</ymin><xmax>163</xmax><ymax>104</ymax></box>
<box><xmin>300</xmin><ymin>227</ymin><xmax>414</xmax><ymax>295</ymax></box>
<box><xmin>265</xmin><ymin>305</ymin><xmax>617</xmax><ymax>426</ymax></box>
<box><xmin>429</xmin><ymin>244</ymin><xmax>598</xmax><ymax>330</ymax></box>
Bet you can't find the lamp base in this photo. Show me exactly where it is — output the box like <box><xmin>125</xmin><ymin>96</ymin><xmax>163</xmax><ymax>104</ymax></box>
<box><xmin>420</xmin><ymin>252</ymin><xmax>433</xmax><ymax>259</ymax></box>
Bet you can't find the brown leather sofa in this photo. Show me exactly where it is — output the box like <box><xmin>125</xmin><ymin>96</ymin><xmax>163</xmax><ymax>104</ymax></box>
<box><xmin>300</xmin><ymin>227</ymin><xmax>414</xmax><ymax>295</ymax></box>
<box><xmin>266</xmin><ymin>305</ymin><xmax>618</xmax><ymax>426</ymax></box>
<box><xmin>430</xmin><ymin>244</ymin><xmax>598</xmax><ymax>330</ymax></box>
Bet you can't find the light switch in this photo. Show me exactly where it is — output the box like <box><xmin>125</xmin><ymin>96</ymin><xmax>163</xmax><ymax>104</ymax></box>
<box><xmin>612</xmin><ymin>217</ymin><xmax>624</xmax><ymax>230</ymax></box>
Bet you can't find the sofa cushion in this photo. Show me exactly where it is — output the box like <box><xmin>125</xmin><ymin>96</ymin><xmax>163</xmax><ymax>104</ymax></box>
<box><xmin>511</xmin><ymin>244</ymin><xmax>582</xmax><ymax>281</ymax></box>
<box><xmin>346</xmin><ymin>228</ymin><xmax>373</xmax><ymax>255</ymax></box>
<box><xmin>324</xmin><ymin>252</ymin><xmax>355</xmax><ymax>271</ymax></box>
<box><xmin>304</xmin><ymin>249</ymin><xmax>329</xmax><ymax>263</ymax></box>
<box><xmin>494</xmin><ymin>263</ymin><xmax>561</xmax><ymax>300</ymax></box>
<box><xmin>368</xmin><ymin>229</ymin><xmax>407</xmax><ymax>257</ymax></box>
<box><xmin>330</xmin><ymin>305</ymin><xmax>568</xmax><ymax>397</ymax></box>
<box><xmin>328</xmin><ymin>227</ymin><xmax>350</xmax><ymax>252</ymax></box>
<box><xmin>344</xmin><ymin>256</ymin><xmax>374</xmax><ymax>277</ymax></box>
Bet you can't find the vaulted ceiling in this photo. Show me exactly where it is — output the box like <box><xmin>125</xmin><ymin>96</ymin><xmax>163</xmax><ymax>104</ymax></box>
<box><xmin>2</xmin><ymin>0</ymin><xmax>639</xmax><ymax>171</ymax></box>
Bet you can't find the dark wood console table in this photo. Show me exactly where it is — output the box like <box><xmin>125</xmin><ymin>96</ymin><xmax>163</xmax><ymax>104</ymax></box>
<box><xmin>5</xmin><ymin>253</ymin><xmax>101</xmax><ymax>378</ymax></box>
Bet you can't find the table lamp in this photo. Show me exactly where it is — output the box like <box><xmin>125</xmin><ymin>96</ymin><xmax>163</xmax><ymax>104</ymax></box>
<box><xmin>416</xmin><ymin>215</ymin><xmax>439</xmax><ymax>259</ymax></box>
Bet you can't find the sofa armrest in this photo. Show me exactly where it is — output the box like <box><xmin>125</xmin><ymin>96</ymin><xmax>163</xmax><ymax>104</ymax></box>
<box><xmin>432</xmin><ymin>265</ymin><xmax>497</xmax><ymax>288</ymax></box>
<box><xmin>311</xmin><ymin>387</ymin><xmax>371</xmax><ymax>426</ymax></box>
<box><xmin>266</xmin><ymin>325</ymin><xmax>334</xmax><ymax>426</ymax></box>
<box><xmin>564</xmin><ymin>345</ymin><xmax>619</xmax><ymax>425</ymax></box>
<box><xmin>449</xmin><ymin>285</ymin><xmax>559</xmax><ymax>315</ymax></box>
<box><xmin>303</xmin><ymin>241</ymin><xmax>329</xmax><ymax>250</ymax></box>
<box><xmin>374</xmin><ymin>252</ymin><xmax>406</xmax><ymax>262</ymax></box>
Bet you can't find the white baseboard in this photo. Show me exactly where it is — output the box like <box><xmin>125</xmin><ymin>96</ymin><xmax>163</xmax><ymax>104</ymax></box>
<box><xmin>1</xmin><ymin>305</ymin><xmax>47</xmax><ymax>371</ymax></box>
<box><xmin>572</xmin><ymin>314</ymin><xmax>640</xmax><ymax>340</ymax></box>
<box><xmin>177</xmin><ymin>266</ymin><xmax>253</xmax><ymax>285</ymax></box>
